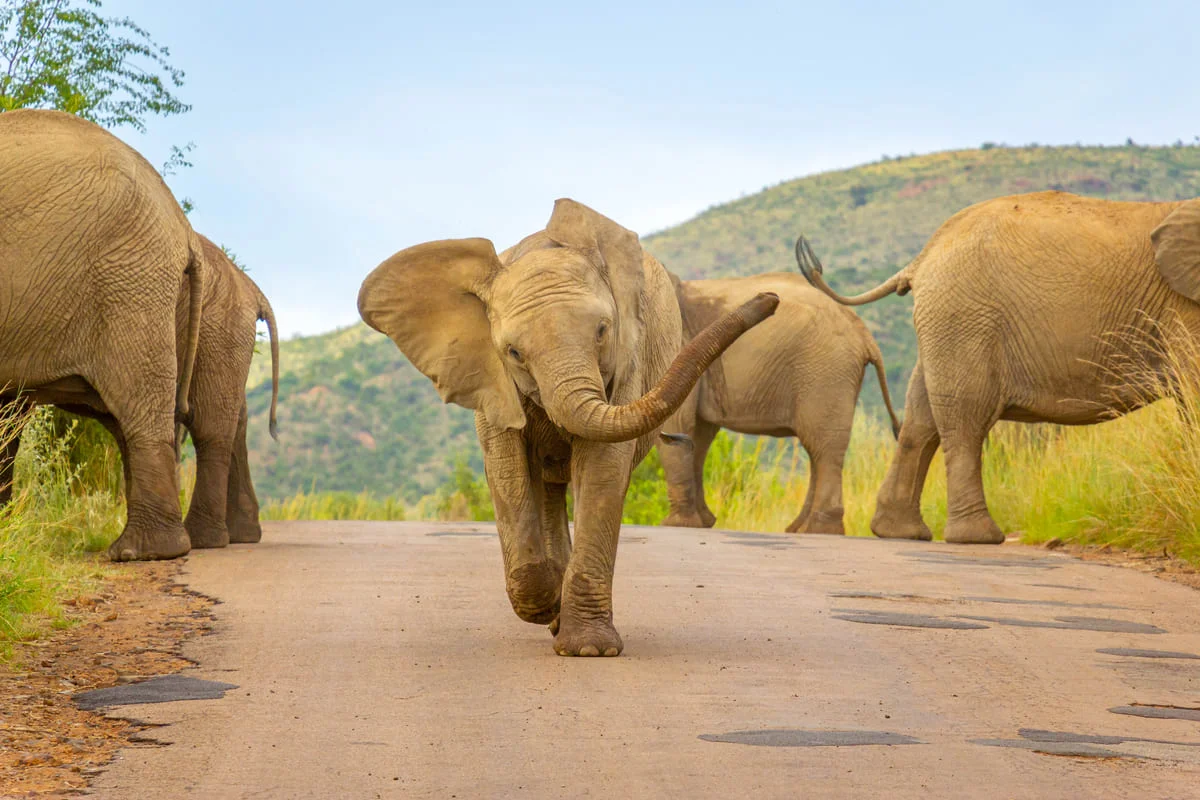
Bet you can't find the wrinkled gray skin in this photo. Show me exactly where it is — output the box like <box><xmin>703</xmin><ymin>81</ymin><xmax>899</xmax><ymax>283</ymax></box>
<box><xmin>0</xmin><ymin>109</ymin><xmax>203</xmax><ymax>562</ymax></box>
<box><xmin>798</xmin><ymin>191</ymin><xmax>1200</xmax><ymax>544</ymax></box>
<box><xmin>359</xmin><ymin>199</ymin><xmax>778</xmax><ymax>656</ymax></box>
<box><xmin>0</xmin><ymin>236</ymin><xmax>281</xmax><ymax>548</ymax></box>
<box><xmin>660</xmin><ymin>271</ymin><xmax>900</xmax><ymax>534</ymax></box>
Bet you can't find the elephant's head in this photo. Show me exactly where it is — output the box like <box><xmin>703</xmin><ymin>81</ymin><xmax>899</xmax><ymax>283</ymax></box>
<box><xmin>358</xmin><ymin>199</ymin><xmax>777</xmax><ymax>442</ymax></box>
<box><xmin>1152</xmin><ymin>199</ymin><xmax>1200</xmax><ymax>302</ymax></box>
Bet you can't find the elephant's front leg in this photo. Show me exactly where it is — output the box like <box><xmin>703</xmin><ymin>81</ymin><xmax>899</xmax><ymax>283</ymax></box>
<box><xmin>554</xmin><ymin>438</ymin><xmax>634</xmax><ymax>657</ymax></box>
<box><xmin>477</xmin><ymin>414</ymin><xmax>562</xmax><ymax>624</ymax></box>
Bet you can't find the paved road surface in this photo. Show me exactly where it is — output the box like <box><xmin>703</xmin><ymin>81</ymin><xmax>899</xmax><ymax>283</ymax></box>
<box><xmin>90</xmin><ymin>522</ymin><xmax>1200</xmax><ymax>799</ymax></box>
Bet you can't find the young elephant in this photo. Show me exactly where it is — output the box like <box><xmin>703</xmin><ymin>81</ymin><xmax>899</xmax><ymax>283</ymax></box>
<box><xmin>359</xmin><ymin>199</ymin><xmax>778</xmax><ymax>656</ymax></box>
<box><xmin>0</xmin><ymin>235</ymin><xmax>280</xmax><ymax>548</ymax></box>
<box><xmin>797</xmin><ymin>190</ymin><xmax>1200</xmax><ymax>544</ymax></box>
<box><xmin>0</xmin><ymin>109</ymin><xmax>202</xmax><ymax>561</ymax></box>
<box><xmin>659</xmin><ymin>272</ymin><xmax>900</xmax><ymax>533</ymax></box>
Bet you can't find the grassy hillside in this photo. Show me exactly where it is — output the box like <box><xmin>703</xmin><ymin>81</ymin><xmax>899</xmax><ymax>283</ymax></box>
<box><xmin>245</xmin><ymin>143</ymin><xmax>1200</xmax><ymax>500</ymax></box>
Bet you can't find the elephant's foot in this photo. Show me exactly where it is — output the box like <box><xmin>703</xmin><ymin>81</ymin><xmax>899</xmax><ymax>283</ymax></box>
<box><xmin>661</xmin><ymin>510</ymin><xmax>713</xmax><ymax>528</ymax></box>
<box><xmin>553</xmin><ymin>611</ymin><xmax>623</xmax><ymax>657</ymax></box>
<box><xmin>944</xmin><ymin>513</ymin><xmax>1005</xmax><ymax>545</ymax></box>
<box><xmin>227</xmin><ymin>518</ymin><xmax>263</xmax><ymax>544</ymax></box>
<box><xmin>788</xmin><ymin>509</ymin><xmax>844</xmax><ymax>535</ymax></box>
<box><xmin>185</xmin><ymin>516</ymin><xmax>230</xmax><ymax>550</ymax></box>
<box><xmin>108</xmin><ymin>523</ymin><xmax>191</xmax><ymax>562</ymax></box>
<box><xmin>870</xmin><ymin>503</ymin><xmax>933</xmax><ymax>541</ymax></box>
<box><xmin>699</xmin><ymin>508</ymin><xmax>717</xmax><ymax>528</ymax></box>
<box><xmin>506</xmin><ymin>561</ymin><xmax>564</xmax><ymax>624</ymax></box>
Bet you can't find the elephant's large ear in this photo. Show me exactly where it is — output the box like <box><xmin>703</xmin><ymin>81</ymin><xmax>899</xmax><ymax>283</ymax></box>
<box><xmin>545</xmin><ymin>198</ymin><xmax>645</xmax><ymax>347</ymax></box>
<box><xmin>1152</xmin><ymin>200</ymin><xmax>1200</xmax><ymax>302</ymax></box>
<box><xmin>358</xmin><ymin>238</ymin><xmax>525</xmax><ymax>431</ymax></box>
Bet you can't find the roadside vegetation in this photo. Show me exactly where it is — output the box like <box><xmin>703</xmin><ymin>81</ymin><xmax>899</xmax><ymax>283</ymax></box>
<box><xmin>0</xmin><ymin>408</ymin><xmax>123</xmax><ymax>659</ymax></box>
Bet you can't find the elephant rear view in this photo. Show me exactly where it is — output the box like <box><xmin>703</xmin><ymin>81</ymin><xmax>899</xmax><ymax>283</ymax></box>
<box><xmin>795</xmin><ymin>190</ymin><xmax>1200</xmax><ymax>545</ymax></box>
<box><xmin>0</xmin><ymin>109</ymin><xmax>203</xmax><ymax>561</ymax></box>
<box><xmin>659</xmin><ymin>271</ymin><xmax>901</xmax><ymax>534</ymax></box>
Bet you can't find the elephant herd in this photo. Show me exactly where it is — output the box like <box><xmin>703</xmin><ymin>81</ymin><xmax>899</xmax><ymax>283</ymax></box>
<box><xmin>5</xmin><ymin>108</ymin><xmax>1200</xmax><ymax>657</ymax></box>
<box><xmin>0</xmin><ymin>109</ymin><xmax>279</xmax><ymax>562</ymax></box>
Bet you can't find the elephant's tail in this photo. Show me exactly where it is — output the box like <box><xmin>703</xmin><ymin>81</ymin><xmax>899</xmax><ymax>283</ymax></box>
<box><xmin>794</xmin><ymin>236</ymin><xmax>911</xmax><ymax>306</ymax></box>
<box><xmin>865</xmin><ymin>339</ymin><xmax>902</xmax><ymax>439</ymax></box>
<box><xmin>254</xmin><ymin>286</ymin><xmax>281</xmax><ymax>441</ymax></box>
<box><xmin>177</xmin><ymin>235</ymin><xmax>205</xmax><ymax>419</ymax></box>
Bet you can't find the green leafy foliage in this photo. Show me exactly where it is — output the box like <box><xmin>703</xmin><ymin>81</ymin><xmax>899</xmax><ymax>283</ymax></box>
<box><xmin>0</xmin><ymin>0</ymin><xmax>188</xmax><ymax>129</ymax></box>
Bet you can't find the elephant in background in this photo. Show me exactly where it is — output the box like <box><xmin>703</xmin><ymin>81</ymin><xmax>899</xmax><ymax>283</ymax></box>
<box><xmin>659</xmin><ymin>271</ymin><xmax>900</xmax><ymax>534</ymax></box>
<box><xmin>0</xmin><ymin>109</ymin><xmax>203</xmax><ymax>561</ymax></box>
<box><xmin>0</xmin><ymin>235</ymin><xmax>281</xmax><ymax>548</ymax></box>
<box><xmin>796</xmin><ymin>190</ymin><xmax>1200</xmax><ymax>544</ymax></box>
<box><xmin>359</xmin><ymin>199</ymin><xmax>777</xmax><ymax>656</ymax></box>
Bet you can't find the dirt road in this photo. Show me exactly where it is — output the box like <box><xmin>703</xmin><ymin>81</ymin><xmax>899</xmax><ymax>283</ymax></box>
<box><xmin>88</xmin><ymin>522</ymin><xmax>1200</xmax><ymax>799</ymax></box>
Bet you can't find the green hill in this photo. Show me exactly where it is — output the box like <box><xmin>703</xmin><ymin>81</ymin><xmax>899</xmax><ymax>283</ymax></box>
<box><xmin>244</xmin><ymin>143</ymin><xmax>1200</xmax><ymax>501</ymax></box>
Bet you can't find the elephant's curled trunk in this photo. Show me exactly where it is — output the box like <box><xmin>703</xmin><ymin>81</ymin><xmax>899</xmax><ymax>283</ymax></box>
<box><xmin>546</xmin><ymin>292</ymin><xmax>779</xmax><ymax>443</ymax></box>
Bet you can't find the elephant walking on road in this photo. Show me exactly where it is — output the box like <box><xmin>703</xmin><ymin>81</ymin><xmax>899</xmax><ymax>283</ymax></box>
<box><xmin>359</xmin><ymin>199</ymin><xmax>777</xmax><ymax>656</ymax></box>
<box><xmin>0</xmin><ymin>109</ymin><xmax>203</xmax><ymax>561</ymax></box>
<box><xmin>659</xmin><ymin>272</ymin><xmax>900</xmax><ymax>534</ymax></box>
<box><xmin>796</xmin><ymin>190</ymin><xmax>1200</xmax><ymax>544</ymax></box>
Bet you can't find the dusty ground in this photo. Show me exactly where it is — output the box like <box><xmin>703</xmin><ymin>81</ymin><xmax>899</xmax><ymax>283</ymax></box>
<box><xmin>1</xmin><ymin>533</ymin><xmax>1197</xmax><ymax>798</ymax></box>
<box><xmin>0</xmin><ymin>562</ymin><xmax>215</xmax><ymax>799</ymax></box>
<box><xmin>93</xmin><ymin>522</ymin><xmax>1200</xmax><ymax>800</ymax></box>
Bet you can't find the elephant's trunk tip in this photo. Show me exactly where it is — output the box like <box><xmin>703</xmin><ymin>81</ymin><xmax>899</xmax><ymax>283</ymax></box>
<box><xmin>740</xmin><ymin>291</ymin><xmax>780</xmax><ymax>325</ymax></box>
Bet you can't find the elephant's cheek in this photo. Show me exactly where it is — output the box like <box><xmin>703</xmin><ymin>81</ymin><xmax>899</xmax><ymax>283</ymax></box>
<box><xmin>505</xmin><ymin>561</ymin><xmax>564</xmax><ymax>624</ymax></box>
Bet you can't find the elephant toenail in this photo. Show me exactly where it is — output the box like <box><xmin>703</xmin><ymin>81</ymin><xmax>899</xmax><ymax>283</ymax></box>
<box><xmin>579</xmin><ymin>645</ymin><xmax>599</xmax><ymax>657</ymax></box>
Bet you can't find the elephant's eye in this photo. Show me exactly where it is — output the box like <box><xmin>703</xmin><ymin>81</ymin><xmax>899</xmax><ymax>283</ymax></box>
<box><xmin>507</xmin><ymin>345</ymin><xmax>523</xmax><ymax>362</ymax></box>
<box><xmin>596</xmin><ymin>322</ymin><xmax>608</xmax><ymax>343</ymax></box>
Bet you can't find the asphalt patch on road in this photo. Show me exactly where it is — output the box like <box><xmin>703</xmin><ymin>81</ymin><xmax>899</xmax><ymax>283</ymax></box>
<box><xmin>1097</xmin><ymin>648</ymin><xmax>1200</xmax><ymax>660</ymax></box>
<box><xmin>829</xmin><ymin>591</ymin><xmax>948</xmax><ymax>604</ymax></box>
<box><xmin>1029</xmin><ymin>583</ymin><xmax>1093</xmax><ymax>592</ymax></box>
<box><xmin>906</xmin><ymin>551</ymin><xmax>1061</xmax><ymax>569</ymax></box>
<box><xmin>721</xmin><ymin>531</ymin><xmax>801</xmax><ymax>549</ymax></box>
<box><xmin>831</xmin><ymin>609</ymin><xmax>989</xmax><ymax>630</ymax></box>
<box><xmin>73</xmin><ymin>675</ymin><xmax>239</xmax><ymax>711</ymax></box>
<box><xmin>972</xmin><ymin>728</ymin><xmax>1200</xmax><ymax>761</ymax></box>
<box><xmin>961</xmin><ymin>596</ymin><xmax>1126</xmax><ymax>610</ymax></box>
<box><xmin>1109</xmin><ymin>705</ymin><xmax>1200</xmax><ymax>722</ymax></box>
<box><xmin>954</xmin><ymin>615</ymin><xmax>1165</xmax><ymax>634</ymax></box>
<box><xmin>700</xmin><ymin>729</ymin><xmax>921</xmax><ymax>747</ymax></box>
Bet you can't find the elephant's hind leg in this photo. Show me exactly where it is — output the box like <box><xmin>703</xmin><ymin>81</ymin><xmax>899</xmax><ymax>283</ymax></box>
<box><xmin>926</xmin><ymin>371</ymin><xmax>1005</xmax><ymax>545</ymax></box>
<box><xmin>691</xmin><ymin>420</ymin><xmax>719</xmax><ymax>527</ymax></box>
<box><xmin>789</xmin><ymin>443</ymin><xmax>846</xmax><ymax>535</ymax></box>
<box><xmin>872</xmin><ymin>362</ymin><xmax>938</xmax><ymax>541</ymax></box>
<box><xmin>185</xmin><ymin>431</ymin><xmax>234</xmax><ymax>549</ymax></box>
<box><xmin>90</xmin><ymin>375</ymin><xmax>189</xmax><ymax>562</ymax></box>
<box><xmin>225</xmin><ymin>402</ymin><xmax>262</xmax><ymax>544</ymax></box>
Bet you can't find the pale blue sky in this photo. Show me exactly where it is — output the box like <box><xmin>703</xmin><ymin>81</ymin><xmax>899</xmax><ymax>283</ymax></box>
<box><xmin>110</xmin><ymin>0</ymin><xmax>1200</xmax><ymax>336</ymax></box>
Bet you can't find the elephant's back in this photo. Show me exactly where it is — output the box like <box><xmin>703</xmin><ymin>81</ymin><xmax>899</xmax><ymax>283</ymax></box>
<box><xmin>680</xmin><ymin>273</ymin><xmax>862</xmax><ymax>339</ymax></box>
<box><xmin>680</xmin><ymin>273</ymin><xmax>871</xmax><ymax>425</ymax></box>
<box><xmin>0</xmin><ymin>110</ymin><xmax>194</xmax><ymax>380</ymax></box>
<box><xmin>910</xmin><ymin>191</ymin><xmax>1180</xmax><ymax>291</ymax></box>
<box><xmin>910</xmin><ymin>191</ymin><xmax>1186</xmax><ymax>417</ymax></box>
